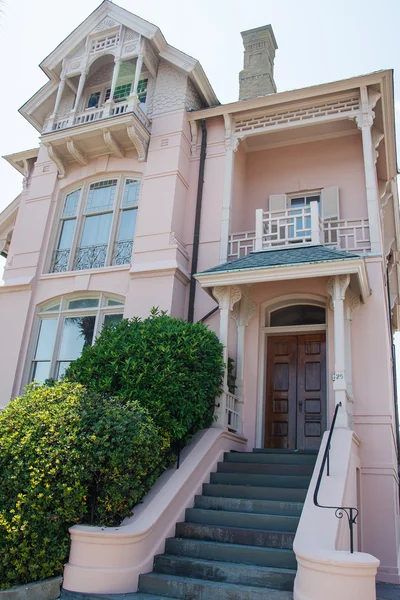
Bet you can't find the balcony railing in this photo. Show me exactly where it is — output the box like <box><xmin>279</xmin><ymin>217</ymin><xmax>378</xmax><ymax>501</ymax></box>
<box><xmin>46</xmin><ymin>99</ymin><xmax>150</xmax><ymax>134</ymax></box>
<box><xmin>228</xmin><ymin>202</ymin><xmax>371</xmax><ymax>260</ymax></box>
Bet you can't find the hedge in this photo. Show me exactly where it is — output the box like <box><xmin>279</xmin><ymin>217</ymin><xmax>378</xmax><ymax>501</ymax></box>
<box><xmin>66</xmin><ymin>309</ymin><xmax>225</xmax><ymax>444</ymax></box>
<box><xmin>0</xmin><ymin>382</ymin><xmax>169</xmax><ymax>589</ymax></box>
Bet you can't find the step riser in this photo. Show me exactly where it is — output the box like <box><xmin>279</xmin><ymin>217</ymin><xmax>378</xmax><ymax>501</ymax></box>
<box><xmin>226</xmin><ymin>452</ymin><xmax>317</xmax><ymax>465</ymax></box>
<box><xmin>176</xmin><ymin>522</ymin><xmax>294</xmax><ymax>549</ymax></box>
<box><xmin>185</xmin><ymin>508</ymin><xmax>299</xmax><ymax>532</ymax></box>
<box><xmin>210</xmin><ymin>472</ymin><xmax>310</xmax><ymax>489</ymax></box>
<box><xmin>138</xmin><ymin>575</ymin><xmax>293</xmax><ymax>599</ymax></box>
<box><xmin>252</xmin><ymin>449</ymin><xmax>318</xmax><ymax>455</ymax></box>
<box><xmin>165</xmin><ymin>538</ymin><xmax>297</xmax><ymax>569</ymax></box>
<box><xmin>195</xmin><ymin>495</ymin><xmax>304</xmax><ymax>516</ymax></box>
<box><xmin>153</xmin><ymin>555</ymin><xmax>296</xmax><ymax>590</ymax></box>
<box><xmin>203</xmin><ymin>483</ymin><xmax>307</xmax><ymax>502</ymax></box>
<box><xmin>218</xmin><ymin>461</ymin><xmax>314</xmax><ymax>476</ymax></box>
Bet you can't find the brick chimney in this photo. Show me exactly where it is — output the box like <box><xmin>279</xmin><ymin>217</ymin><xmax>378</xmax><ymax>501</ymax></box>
<box><xmin>239</xmin><ymin>25</ymin><xmax>278</xmax><ymax>101</ymax></box>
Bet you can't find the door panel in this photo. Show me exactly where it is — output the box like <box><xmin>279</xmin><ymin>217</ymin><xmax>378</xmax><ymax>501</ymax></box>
<box><xmin>264</xmin><ymin>333</ymin><xmax>326</xmax><ymax>450</ymax></box>
<box><xmin>297</xmin><ymin>334</ymin><xmax>326</xmax><ymax>450</ymax></box>
<box><xmin>264</xmin><ymin>336</ymin><xmax>297</xmax><ymax>449</ymax></box>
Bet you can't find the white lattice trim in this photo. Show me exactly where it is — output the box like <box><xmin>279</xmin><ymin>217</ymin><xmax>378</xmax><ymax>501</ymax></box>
<box><xmin>235</xmin><ymin>93</ymin><xmax>360</xmax><ymax>135</ymax></box>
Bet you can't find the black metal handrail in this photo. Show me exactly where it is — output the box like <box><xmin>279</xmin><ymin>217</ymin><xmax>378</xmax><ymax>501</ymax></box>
<box><xmin>313</xmin><ymin>401</ymin><xmax>359</xmax><ymax>553</ymax></box>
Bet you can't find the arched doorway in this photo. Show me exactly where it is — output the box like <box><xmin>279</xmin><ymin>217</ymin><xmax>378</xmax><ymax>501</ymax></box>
<box><xmin>261</xmin><ymin>296</ymin><xmax>327</xmax><ymax>450</ymax></box>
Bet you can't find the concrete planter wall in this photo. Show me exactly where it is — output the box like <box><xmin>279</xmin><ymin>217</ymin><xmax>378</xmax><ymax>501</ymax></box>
<box><xmin>0</xmin><ymin>577</ymin><xmax>62</xmax><ymax>600</ymax></box>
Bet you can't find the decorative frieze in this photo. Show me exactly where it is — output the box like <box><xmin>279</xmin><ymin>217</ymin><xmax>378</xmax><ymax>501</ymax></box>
<box><xmin>235</xmin><ymin>93</ymin><xmax>360</xmax><ymax>136</ymax></box>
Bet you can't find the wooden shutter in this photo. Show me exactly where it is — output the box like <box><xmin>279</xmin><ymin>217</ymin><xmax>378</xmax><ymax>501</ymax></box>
<box><xmin>269</xmin><ymin>194</ymin><xmax>288</xmax><ymax>212</ymax></box>
<box><xmin>321</xmin><ymin>186</ymin><xmax>340</xmax><ymax>220</ymax></box>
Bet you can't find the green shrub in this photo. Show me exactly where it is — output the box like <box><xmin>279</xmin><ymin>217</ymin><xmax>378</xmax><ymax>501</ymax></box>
<box><xmin>66</xmin><ymin>309</ymin><xmax>224</xmax><ymax>443</ymax></box>
<box><xmin>0</xmin><ymin>381</ymin><xmax>169</xmax><ymax>589</ymax></box>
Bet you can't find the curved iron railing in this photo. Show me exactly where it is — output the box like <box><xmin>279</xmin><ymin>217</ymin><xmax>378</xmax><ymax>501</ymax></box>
<box><xmin>313</xmin><ymin>401</ymin><xmax>359</xmax><ymax>553</ymax></box>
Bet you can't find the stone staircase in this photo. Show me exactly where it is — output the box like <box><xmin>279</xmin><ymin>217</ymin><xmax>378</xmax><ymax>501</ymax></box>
<box><xmin>131</xmin><ymin>448</ymin><xmax>317</xmax><ymax>600</ymax></box>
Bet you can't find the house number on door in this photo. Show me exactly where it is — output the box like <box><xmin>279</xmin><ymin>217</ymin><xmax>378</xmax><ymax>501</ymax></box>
<box><xmin>332</xmin><ymin>372</ymin><xmax>344</xmax><ymax>381</ymax></box>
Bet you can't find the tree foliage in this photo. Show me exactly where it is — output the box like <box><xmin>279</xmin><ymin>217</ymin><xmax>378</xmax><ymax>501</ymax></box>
<box><xmin>0</xmin><ymin>382</ymin><xmax>169</xmax><ymax>589</ymax></box>
<box><xmin>66</xmin><ymin>309</ymin><xmax>225</xmax><ymax>443</ymax></box>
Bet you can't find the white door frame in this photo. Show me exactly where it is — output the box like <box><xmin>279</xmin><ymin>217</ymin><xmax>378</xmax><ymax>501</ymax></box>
<box><xmin>255</xmin><ymin>294</ymin><xmax>330</xmax><ymax>448</ymax></box>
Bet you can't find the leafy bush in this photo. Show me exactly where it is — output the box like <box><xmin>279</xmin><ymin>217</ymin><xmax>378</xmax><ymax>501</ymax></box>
<box><xmin>0</xmin><ymin>382</ymin><xmax>169</xmax><ymax>589</ymax></box>
<box><xmin>66</xmin><ymin>309</ymin><xmax>224</xmax><ymax>443</ymax></box>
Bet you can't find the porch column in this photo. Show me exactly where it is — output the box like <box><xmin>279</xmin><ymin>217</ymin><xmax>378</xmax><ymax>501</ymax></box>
<box><xmin>356</xmin><ymin>86</ymin><xmax>383</xmax><ymax>254</ymax></box>
<box><xmin>213</xmin><ymin>285</ymin><xmax>242</xmax><ymax>427</ymax></box>
<box><xmin>219</xmin><ymin>114</ymin><xmax>238</xmax><ymax>264</ymax></box>
<box><xmin>72</xmin><ymin>69</ymin><xmax>87</xmax><ymax>113</ymax></box>
<box><xmin>128</xmin><ymin>45</ymin><xmax>144</xmax><ymax>110</ymax></box>
<box><xmin>232</xmin><ymin>293</ymin><xmax>257</xmax><ymax>398</ymax></box>
<box><xmin>51</xmin><ymin>71</ymin><xmax>66</xmax><ymax>118</ymax></box>
<box><xmin>327</xmin><ymin>274</ymin><xmax>351</xmax><ymax>428</ymax></box>
<box><xmin>344</xmin><ymin>290</ymin><xmax>361</xmax><ymax>427</ymax></box>
<box><xmin>103</xmin><ymin>57</ymin><xmax>122</xmax><ymax>117</ymax></box>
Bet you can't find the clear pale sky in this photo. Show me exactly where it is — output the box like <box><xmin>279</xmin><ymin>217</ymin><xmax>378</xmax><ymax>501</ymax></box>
<box><xmin>0</xmin><ymin>0</ymin><xmax>400</xmax><ymax>367</ymax></box>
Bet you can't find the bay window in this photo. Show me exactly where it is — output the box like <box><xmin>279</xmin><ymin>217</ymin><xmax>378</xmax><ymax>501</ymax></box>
<box><xmin>51</xmin><ymin>176</ymin><xmax>140</xmax><ymax>273</ymax></box>
<box><xmin>31</xmin><ymin>294</ymin><xmax>124</xmax><ymax>382</ymax></box>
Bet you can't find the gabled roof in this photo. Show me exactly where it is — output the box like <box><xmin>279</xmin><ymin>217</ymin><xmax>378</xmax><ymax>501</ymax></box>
<box><xmin>199</xmin><ymin>245</ymin><xmax>361</xmax><ymax>275</ymax></box>
<box><xmin>20</xmin><ymin>0</ymin><xmax>219</xmax><ymax>131</ymax></box>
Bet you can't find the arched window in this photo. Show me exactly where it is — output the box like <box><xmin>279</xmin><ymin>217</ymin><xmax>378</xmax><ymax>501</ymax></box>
<box><xmin>269</xmin><ymin>304</ymin><xmax>326</xmax><ymax>327</ymax></box>
<box><xmin>31</xmin><ymin>293</ymin><xmax>124</xmax><ymax>382</ymax></box>
<box><xmin>51</xmin><ymin>176</ymin><xmax>141</xmax><ymax>273</ymax></box>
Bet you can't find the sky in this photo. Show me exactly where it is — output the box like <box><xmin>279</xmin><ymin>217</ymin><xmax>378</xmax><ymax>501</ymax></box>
<box><xmin>0</xmin><ymin>0</ymin><xmax>400</xmax><ymax>364</ymax></box>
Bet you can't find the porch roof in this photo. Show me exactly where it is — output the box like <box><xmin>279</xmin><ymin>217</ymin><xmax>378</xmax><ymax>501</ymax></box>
<box><xmin>195</xmin><ymin>245</ymin><xmax>370</xmax><ymax>302</ymax></box>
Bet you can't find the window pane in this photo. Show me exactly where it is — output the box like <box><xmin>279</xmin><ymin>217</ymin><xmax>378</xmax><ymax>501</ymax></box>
<box><xmin>270</xmin><ymin>305</ymin><xmax>325</xmax><ymax>327</ymax></box>
<box><xmin>35</xmin><ymin>319</ymin><xmax>57</xmax><ymax>360</ymax></box>
<box><xmin>41</xmin><ymin>303</ymin><xmax>60</xmax><ymax>312</ymax></box>
<box><xmin>32</xmin><ymin>361</ymin><xmax>51</xmax><ymax>382</ymax></box>
<box><xmin>106</xmin><ymin>299</ymin><xmax>124</xmax><ymax>306</ymax></box>
<box><xmin>305</xmin><ymin>195</ymin><xmax>320</xmax><ymax>205</ymax></box>
<box><xmin>113</xmin><ymin>83</ymin><xmax>131</xmax><ymax>102</ymax></box>
<box><xmin>123</xmin><ymin>180</ymin><xmax>140</xmax><ymax>207</ymax></box>
<box><xmin>59</xmin><ymin>316</ymin><xmax>96</xmax><ymax>360</ymax></box>
<box><xmin>57</xmin><ymin>361</ymin><xmax>71</xmax><ymax>379</ymax></box>
<box><xmin>104</xmin><ymin>313</ymin><xmax>123</xmax><ymax>326</ymax></box>
<box><xmin>80</xmin><ymin>213</ymin><xmax>113</xmax><ymax>246</ymax></box>
<box><xmin>86</xmin><ymin>180</ymin><xmax>117</xmax><ymax>214</ymax></box>
<box><xmin>63</xmin><ymin>190</ymin><xmax>80</xmax><ymax>218</ymax></box>
<box><xmin>137</xmin><ymin>78</ymin><xmax>148</xmax><ymax>103</ymax></box>
<box><xmin>87</xmin><ymin>92</ymin><xmax>100</xmax><ymax>108</ymax></box>
<box><xmin>291</xmin><ymin>197</ymin><xmax>305</xmax><ymax>207</ymax></box>
<box><xmin>118</xmin><ymin>209</ymin><xmax>137</xmax><ymax>241</ymax></box>
<box><xmin>67</xmin><ymin>298</ymin><xmax>99</xmax><ymax>310</ymax></box>
<box><xmin>58</xmin><ymin>219</ymin><xmax>76</xmax><ymax>249</ymax></box>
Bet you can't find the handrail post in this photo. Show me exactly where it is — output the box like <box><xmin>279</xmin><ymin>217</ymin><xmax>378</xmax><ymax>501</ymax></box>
<box><xmin>255</xmin><ymin>209</ymin><xmax>264</xmax><ymax>251</ymax></box>
<box><xmin>310</xmin><ymin>201</ymin><xmax>321</xmax><ymax>244</ymax></box>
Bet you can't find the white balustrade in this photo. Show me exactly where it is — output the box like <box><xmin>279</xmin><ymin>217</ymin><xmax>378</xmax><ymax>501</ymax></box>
<box><xmin>74</xmin><ymin>107</ymin><xmax>104</xmax><ymax>125</ymax></box>
<box><xmin>224</xmin><ymin>391</ymin><xmax>243</xmax><ymax>433</ymax></box>
<box><xmin>323</xmin><ymin>218</ymin><xmax>371</xmax><ymax>253</ymax></box>
<box><xmin>228</xmin><ymin>203</ymin><xmax>371</xmax><ymax>259</ymax></box>
<box><xmin>228</xmin><ymin>230</ymin><xmax>256</xmax><ymax>260</ymax></box>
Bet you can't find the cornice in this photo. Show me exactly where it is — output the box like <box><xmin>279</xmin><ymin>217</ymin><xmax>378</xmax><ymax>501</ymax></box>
<box><xmin>187</xmin><ymin>70</ymin><xmax>392</xmax><ymax>122</ymax></box>
<box><xmin>195</xmin><ymin>257</ymin><xmax>370</xmax><ymax>303</ymax></box>
<box><xmin>3</xmin><ymin>148</ymin><xmax>40</xmax><ymax>175</ymax></box>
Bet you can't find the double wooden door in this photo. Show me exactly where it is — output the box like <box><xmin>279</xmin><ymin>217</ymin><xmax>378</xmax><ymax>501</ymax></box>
<box><xmin>264</xmin><ymin>333</ymin><xmax>326</xmax><ymax>450</ymax></box>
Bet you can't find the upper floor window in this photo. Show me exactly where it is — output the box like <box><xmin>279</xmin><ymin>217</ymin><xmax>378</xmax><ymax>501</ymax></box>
<box><xmin>51</xmin><ymin>176</ymin><xmax>140</xmax><ymax>273</ymax></box>
<box><xmin>31</xmin><ymin>294</ymin><xmax>124</xmax><ymax>382</ymax></box>
<box><xmin>288</xmin><ymin>193</ymin><xmax>320</xmax><ymax>239</ymax></box>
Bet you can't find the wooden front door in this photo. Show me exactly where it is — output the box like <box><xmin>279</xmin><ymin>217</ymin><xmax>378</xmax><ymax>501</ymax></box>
<box><xmin>264</xmin><ymin>333</ymin><xmax>326</xmax><ymax>450</ymax></box>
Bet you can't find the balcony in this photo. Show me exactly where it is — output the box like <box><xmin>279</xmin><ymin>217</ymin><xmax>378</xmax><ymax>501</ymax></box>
<box><xmin>228</xmin><ymin>202</ymin><xmax>371</xmax><ymax>260</ymax></box>
<box><xmin>45</xmin><ymin>99</ymin><xmax>151</xmax><ymax>134</ymax></box>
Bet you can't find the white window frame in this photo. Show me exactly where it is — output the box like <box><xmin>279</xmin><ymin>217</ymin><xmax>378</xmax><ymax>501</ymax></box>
<box><xmin>49</xmin><ymin>174</ymin><xmax>141</xmax><ymax>274</ymax></box>
<box><xmin>29</xmin><ymin>293</ymin><xmax>125</xmax><ymax>383</ymax></box>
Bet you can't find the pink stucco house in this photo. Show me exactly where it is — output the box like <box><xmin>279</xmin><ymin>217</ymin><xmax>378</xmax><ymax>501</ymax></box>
<box><xmin>1</xmin><ymin>2</ymin><xmax>399</xmax><ymax>599</ymax></box>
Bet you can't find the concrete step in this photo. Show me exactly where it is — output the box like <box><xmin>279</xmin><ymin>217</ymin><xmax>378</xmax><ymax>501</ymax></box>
<box><xmin>225</xmin><ymin>451</ymin><xmax>317</xmax><ymax>466</ymax></box>
<box><xmin>252</xmin><ymin>448</ymin><xmax>318</xmax><ymax>455</ymax></box>
<box><xmin>210</xmin><ymin>472</ymin><xmax>310</xmax><ymax>489</ymax></box>
<box><xmin>138</xmin><ymin>573</ymin><xmax>293</xmax><ymax>599</ymax></box>
<box><xmin>132</xmin><ymin>595</ymin><xmax>180</xmax><ymax>600</ymax></box>
<box><xmin>194</xmin><ymin>495</ymin><xmax>304</xmax><ymax>517</ymax></box>
<box><xmin>217</xmin><ymin>461</ymin><xmax>314</xmax><ymax>476</ymax></box>
<box><xmin>185</xmin><ymin>507</ymin><xmax>299</xmax><ymax>532</ymax></box>
<box><xmin>165</xmin><ymin>537</ymin><xmax>297</xmax><ymax>569</ymax></box>
<box><xmin>203</xmin><ymin>483</ymin><xmax>307</xmax><ymax>502</ymax></box>
<box><xmin>153</xmin><ymin>554</ymin><xmax>296</xmax><ymax>590</ymax></box>
<box><xmin>175</xmin><ymin>522</ymin><xmax>295</xmax><ymax>549</ymax></box>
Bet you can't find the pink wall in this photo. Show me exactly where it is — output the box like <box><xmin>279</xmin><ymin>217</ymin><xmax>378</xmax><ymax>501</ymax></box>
<box><xmin>232</xmin><ymin>134</ymin><xmax>367</xmax><ymax>232</ymax></box>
